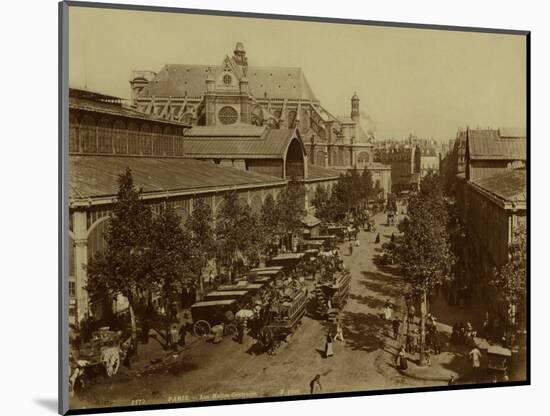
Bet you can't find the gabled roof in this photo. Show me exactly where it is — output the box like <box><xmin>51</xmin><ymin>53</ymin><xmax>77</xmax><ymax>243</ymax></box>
<box><xmin>180</xmin><ymin>126</ymin><xmax>301</xmax><ymax>159</ymax></box>
<box><xmin>470</xmin><ymin>169</ymin><xmax>526</xmax><ymax>203</ymax></box>
<box><xmin>138</xmin><ymin>64</ymin><xmax>318</xmax><ymax>101</ymax></box>
<box><xmin>70</xmin><ymin>156</ymin><xmax>284</xmax><ymax>201</ymax></box>
<box><xmin>467</xmin><ymin>129</ymin><xmax>526</xmax><ymax>160</ymax></box>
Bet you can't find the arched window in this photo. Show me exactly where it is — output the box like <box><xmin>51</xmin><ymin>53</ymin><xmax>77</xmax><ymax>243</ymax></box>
<box><xmin>250</xmin><ymin>195</ymin><xmax>262</xmax><ymax>215</ymax></box>
<box><xmin>218</xmin><ymin>106</ymin><xmax>238</xmax><ymax>125</ymax></box>
<box><xmin>358</xmin><ymin>151</ymin><xmax>370</xmax><ymax>165</ymax></box>
<box><xmin>87</xmin><ymin>217</ymin><xmax>109</xmax><ymax>259</ymax></box>
<box><xmin>80</xmin><ymin>115</ymin><xmax>97</xmax><ymax>153</ymax></box>
<box><xmin>222</xmin><ymin>74</ymin><xmax>232</xmax><ymax>86</ymax></box>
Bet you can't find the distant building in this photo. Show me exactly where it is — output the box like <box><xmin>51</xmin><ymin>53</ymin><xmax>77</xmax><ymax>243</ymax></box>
<box><xmin>374</xmin><ymin>144</ymin><xmax>421</xmax><ymax>194</ymax></box>
<box><xmin>419</xmin><ymin>146</ymin><xmax>440</xmax><ymax>177</ymax></box>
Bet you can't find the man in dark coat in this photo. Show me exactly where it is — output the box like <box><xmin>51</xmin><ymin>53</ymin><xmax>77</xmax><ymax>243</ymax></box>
<box><xmin>180</xmin><ymin>286</ymin><xmax>189</xmax><ymax>309</ymax></box>
<box><xmin>392</xmin><ymin>317</ymin><xmax>401</xmax><ymax>340</ymax></box>
<box><xmin>188</xmin><ymin>284</ymin><xmax>197</xmax><ymax>307</ymax></box>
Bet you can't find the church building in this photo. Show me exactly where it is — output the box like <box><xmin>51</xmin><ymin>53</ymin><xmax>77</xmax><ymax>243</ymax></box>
<box><xmin>130</xmin><ymin>42</ymin><xmax>391</xmax><ymax>195</ymax></box>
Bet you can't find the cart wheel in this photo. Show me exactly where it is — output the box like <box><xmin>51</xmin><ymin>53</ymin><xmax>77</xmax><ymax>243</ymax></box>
<box><xmin>193</xmin><ymin>320</ymin><xmax>211</xmax><ymax>338</ymax></box>
<box><xmin>225</xmin><ymin>323</ymin><xmax>238</xmax><ymax>338</ymax></box>
<box><xmin>102</xmin><ymin>348</ymin><xmax>120</xmax><ymax>377</ymax></box>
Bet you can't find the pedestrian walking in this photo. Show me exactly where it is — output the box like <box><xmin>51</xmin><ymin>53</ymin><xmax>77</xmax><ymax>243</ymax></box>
<box><xmin>392</xmin><ymin>317</ymin><xmax>401</xmax><ymax>340</ymax></box>
<box><xmin>355</xmin><ymin>238</ymin><xmax>360</xmax><ymax>247</ymax></box>
<box><xmin>407</xmin><ymin>304</ymin><xmax>416</xmax><ymax>325</ymax></box>
<box><xmin>178</xmin><ymin>323</ymin><xmax>187</xmax><ymax>348</ymax></box>
<box><xmin>374</xmin><ymin>233</ymin><xmax>380</xmax><ymax>244</ymax></box>
<box><xmin>383</xmin><ymin>299</ymin><xmax>393</xmax><ymax>320</ymax></box>
<box><xmin>335</xmin><ymin>319</ymin><xmax>345</xmax><ymax>342</ymax></box>
<box><xmin>468</xmin><ymin>345</ymin><xmax>482</xmax><ymax>381</ymax></box>
<box><xmin>349</xmin><ymin>242</ymin><xmax>353</xmax><ymax>256</ymax></box>
<box><xmin>432</xmin><ymin>331</ymin><xmax>441</xmax><ymax>355</ymax></box>
<box><xmin>324</xmin><ymin>333</ymin><xmax>334</xmax><ymax>358</ymax></box>
<box><xmin>396</xmin><ymin>346</ymin><xmax>408</xmax><ymax>370</ymax></box>
<box><xmin>411</xmin><ymin>329</ymin><xmax>420</xmax><ymax>353</ymax></box>
<box><xmin>309</xmin><ymin>374</ymin><xmax>322</xmax><ymax>394</ymax></box>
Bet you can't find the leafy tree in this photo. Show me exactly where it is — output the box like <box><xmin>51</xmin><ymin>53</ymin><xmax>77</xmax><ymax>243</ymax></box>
<box><xmin>361</xmin><ymin>167</ymin><xmax>374</xmax><ymax>205</ymax></box>
<box><xmin>260</xmin><ymin>193</ymin><xmax>279</xmax><ymax>236</ymax></box>
<box><xmin>259</xmin><ymin>193</ymin><xmax>280</xmax><ymax>256</ymax></box>
<box><xmin>186</xmin><ymin>198</ymin><xmax>216</xmax><ymax>297</ymax></box>
<box><xmin>148</xmin><ymin>205</ymin><xmax>192</xmax><ymax>320</ymax></box>
<box><xmin>312</xmin><ymin>184</ymin><xmax>330</xmax><ymax>222</ymax></box>
<box><xmin>394</xmin><ymin>172</ymin><xmax>455</xmax><ymax>365</ymax></box>
<box><xmin>276</xmin><ymin>180</ymin><xmax>306</xmax><ymax>239</ymax></box>
<box><xmin>491</xmin><ymin>226</ymin><xmax>527</xmax><ymax>331</ymax></box>
<box><xmin>216</xmin><ymin>191</ymin><xmax>258</xmax><ymax>281</ymax></box>
<box><xmin>86</xmin><ymin>168</ymin><xmax>153</xmax><ymax>350</ymax></box>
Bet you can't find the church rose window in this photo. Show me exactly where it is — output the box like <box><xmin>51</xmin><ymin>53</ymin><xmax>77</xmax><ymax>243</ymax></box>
<box><xmin>223</xmin><ymin>74</ymin><xmax>232</xmax><ymax>85</ymax></box>
<box><xmin>218</xmin><ymin>106</ymin><xmax>238</xmax><ymax>125</ymax></box>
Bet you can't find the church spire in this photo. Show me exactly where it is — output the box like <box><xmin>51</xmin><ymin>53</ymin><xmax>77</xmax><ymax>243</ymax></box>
<box><xmin>351</xmin><ymin>92</ymin><xmax>360</xmax><ymax>123</ymax></box>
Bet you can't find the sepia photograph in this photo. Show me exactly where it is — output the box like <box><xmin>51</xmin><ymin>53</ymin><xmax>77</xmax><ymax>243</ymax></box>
<box><xmin>61</xmin><ymin>2</ymin><xmax>529</xmax><ymax>413</ymax></box>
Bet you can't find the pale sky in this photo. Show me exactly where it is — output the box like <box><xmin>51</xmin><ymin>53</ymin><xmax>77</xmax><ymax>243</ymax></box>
<box><xmin>69</xmin><ymin>6</ymin><xmax>527</xmax><ymax>142</ymax></box>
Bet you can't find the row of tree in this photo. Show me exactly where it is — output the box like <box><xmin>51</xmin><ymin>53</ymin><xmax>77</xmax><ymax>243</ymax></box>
<box><xmin>390</xmin><ymin>171</ymin><xmax>455</xmax><ymax>366</ymax></box>
<box><xmin>86</xmin><ymin>169</ymin><xmax>306</xmax><ymax>340</ymax></box>
<box><xmin>312</xmin><ymin>167</ymin><xmax>381</xmax><ymax>223</ymax></box>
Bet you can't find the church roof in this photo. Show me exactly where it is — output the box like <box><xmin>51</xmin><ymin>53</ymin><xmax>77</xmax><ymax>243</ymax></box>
<box><xmin>139</xmin><ymin>64</ymin><xmax>318</xmax><ymax>101</ymax></box>
<box><xmin>70</xmin><ymin>155</ymin><xmax>284</xmax><ymax>201</ymax></box>
<box><xmin>180</xmin><ymin>126</ymin><xmax>300</xmax><ymax>159</ymax></box>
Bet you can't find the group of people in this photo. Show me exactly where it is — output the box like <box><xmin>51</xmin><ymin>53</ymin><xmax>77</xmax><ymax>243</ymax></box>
<box><xmin>451</xmin><ymin>321</ymin><xmax>477</xmax><ymax>346</ymax></box>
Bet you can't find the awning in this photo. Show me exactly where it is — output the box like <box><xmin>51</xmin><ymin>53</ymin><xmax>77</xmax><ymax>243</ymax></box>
<box><xmin>301</xmin><ymin>213</ymin><xmax>321</xmax><ymax>228</ymax></box>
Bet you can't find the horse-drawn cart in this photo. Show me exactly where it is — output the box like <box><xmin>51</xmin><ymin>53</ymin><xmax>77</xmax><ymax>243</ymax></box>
<box><xmin>76</xmin><ymin>327</ymin><xmax>132</xmax><ymax>377</ymax></box>
<box><xmin>314</xmin><ymin>270</ymin><xmax>352</xmax><ymax>319</ymax></box>
<box><xmin>190</xmin><ymin>299</ymin><xmax>240</xmax><ymax>341</ymax></box>
<box><xmin>256</xmin><ymin>283</ymin><xmax>308</xmax><ymax>353</ymax></box>
<box><xmin>69</xmin><ymin>326</ymin><xmax>133</xmax><ymax>397</ymax></box>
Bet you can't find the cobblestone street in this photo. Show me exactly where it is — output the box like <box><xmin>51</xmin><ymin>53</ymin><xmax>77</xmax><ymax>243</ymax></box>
<box><xmin>72</xmin><ymin>210</ymin><xmax>457</xmax><ymax>411</ymax></box>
